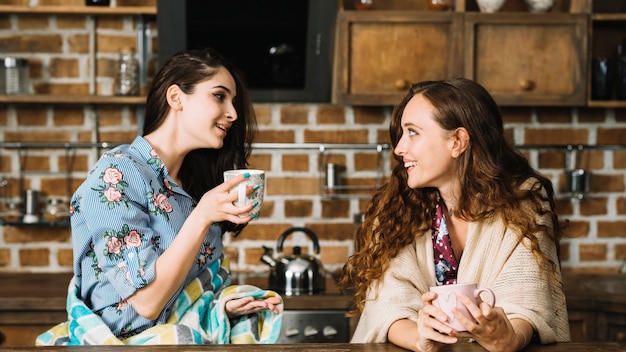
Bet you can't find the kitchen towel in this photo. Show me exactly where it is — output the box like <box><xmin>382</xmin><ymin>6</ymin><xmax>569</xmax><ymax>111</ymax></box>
<box><xmin>35</xmin><ymin>265</ymin><xmax>283</xmax><ymax>345</ymax></box>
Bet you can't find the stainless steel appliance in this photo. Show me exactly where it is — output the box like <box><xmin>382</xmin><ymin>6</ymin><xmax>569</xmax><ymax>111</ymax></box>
<box><xmin>156</xmin><ymin>0</ymin><xmax>337</xmax><ymax>102</ymax></box>
<box><xmin>277</xmin><ymin>310</ymin><xmax>350</xmax><ymax>343</ymax></box>
<box><xmin>260</xmin><ymin>227</ymin><xmax>326</xmax><ymax>296</ymax></box>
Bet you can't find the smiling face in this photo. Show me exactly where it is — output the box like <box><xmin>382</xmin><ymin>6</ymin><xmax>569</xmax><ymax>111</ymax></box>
<box><xmin>178</xmin><ymin>67</ymin><xmax>238</xmax><ymax>150</ymax></box>
<box><xmin>393</xmin><ymin>93</ymin><xmax>457</xmax><ymax>191</ymax></box>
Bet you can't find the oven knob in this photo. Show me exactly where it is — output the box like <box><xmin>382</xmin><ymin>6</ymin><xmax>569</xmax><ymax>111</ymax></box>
<box><xmin>304</xmin><ymin>326</ymin><xmax>319</xmax><ymax>336</ymax></box>
<box><xmin>285</xmin><ymin>327</ymin><xmax>299</xmax><ymax>337</ymax></box>
<box><xmin>323</xmin><ymin>326</ymin><xmax>338</xmax><ymax>337</ymax></box>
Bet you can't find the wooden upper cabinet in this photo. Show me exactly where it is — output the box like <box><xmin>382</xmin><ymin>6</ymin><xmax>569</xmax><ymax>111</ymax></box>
<box><xmin>463</xmin><ymin>13</ymin><xmax>588</xmax><ymax>106</ymax></box>
<box><xmin>332</xmin><ymin>11</ymin><xmax>463</xmax><ymax>106</ymax></box>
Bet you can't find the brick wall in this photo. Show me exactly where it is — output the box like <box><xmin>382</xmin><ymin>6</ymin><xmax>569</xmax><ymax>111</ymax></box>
<box><xmin>1</xmin><ymin>10</ymin><xmax>626</xmax><ymax>275</ymax></box>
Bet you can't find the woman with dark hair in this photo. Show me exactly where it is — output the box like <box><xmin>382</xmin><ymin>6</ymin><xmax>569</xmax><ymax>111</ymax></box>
<box><xmin>341</xmin><ymin>78</ymin><xmax>569</xmax><ymax>351</ymax></box>
<box><xmin>37</xmin><ymin>48</ymin><xmax>282</xmax><ymax>345</ymax></box>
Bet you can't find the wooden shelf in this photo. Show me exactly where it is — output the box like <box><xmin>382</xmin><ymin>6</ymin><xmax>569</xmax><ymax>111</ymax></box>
<box><xmin>0</xmin><ymin>5</ymin><xmax>156</xmax><ymax>15</ymax></box>
<box><xmin>587</xmin><ymin>100</ymin><xmax>626</xmax><ymax>108</ymax></box>
<box><xmin>0</xmin><ymin>94</ymin><xmax>146</xmax><ymax>105</ymax></box>
<box><xmin>592</xmin><ymin>13</ymin><xmax>626</xmax><ymax>21</ymax></box>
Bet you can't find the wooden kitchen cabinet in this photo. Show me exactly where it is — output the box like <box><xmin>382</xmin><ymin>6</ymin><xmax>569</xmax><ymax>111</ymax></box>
<box><xmin>588</xmin><ymin>0</ymin><xmax>626</xmax><ymax>107</ymax></box>
<box><xmin>564</xmin><ymin>272</ymin><xmax>626</xmax><ymax>343</ymax></box>
<box><xmin>332</xmin><ymin>11</ymin><xmax>463</xmax><ymax>106</ymax></box>
<box><xmin>333</xmin><ymin>0</ymin><xmax>607</xmax><ymax>107</ymax></box>
<box><xmin>463</xmin><ymin>13</ymin><xmax>588</xmax><ymax>106</ymax></box>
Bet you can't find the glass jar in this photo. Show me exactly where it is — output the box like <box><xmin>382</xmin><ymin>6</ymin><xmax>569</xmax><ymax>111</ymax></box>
<box><xmin>114</xmin><ymin>48</ymin><xmax>139</xmax><ymax>96</ymax></box>
<box><xmin>0</xmin><ymin>57</ymin><xmax>30</xmax><ymax>95</ymax></box>
<box><xmin>1</xmin><ymin>200</ymin><xmax>23</xmax><ymax>223</ymax></box>
<box><xmin>44</xmin><ymin>198</ymin><xmax>69</xmax><ymax>223</ymax></box>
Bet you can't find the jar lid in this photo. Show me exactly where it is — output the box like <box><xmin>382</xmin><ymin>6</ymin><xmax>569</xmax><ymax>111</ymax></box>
<box><xmin>1</xmin><ymin>57</ymin><xmax>29</xmax><ymax>68</ymax></box>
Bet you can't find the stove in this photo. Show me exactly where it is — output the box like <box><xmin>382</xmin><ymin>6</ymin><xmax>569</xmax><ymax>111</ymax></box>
<box><xmin>232</xmin><ymin>273</ymin><xmax>354</xmax><ymax>343</ymax></box>
<box><xmin>277</xmin><ymin>310</ymin><xmax>350</xmax><ymax>343</ymax></box>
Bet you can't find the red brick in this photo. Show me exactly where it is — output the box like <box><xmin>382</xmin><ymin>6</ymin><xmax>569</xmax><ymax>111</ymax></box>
<box><xmin>353</xmin><ymin>106</ymin><xmax>385</xmax><ymax>124</ymax></box>
<box><xmin>284</xmin><ymin>200</ymin><xmax>313</xmax><ymax>218</ymax></box>
<box><xmin>317</xmin><ymin>105</ymin><xmax>346</xmax><ymax>124</ymax></box>
<box><xmin>0</xmin><ymin>249</ymin><xmax>10</xmax><ymax>267</ymax></box>
<box><xmin>255</xmin><ymin>130</ymin><xmax>295</xmax><ymax>143</ymax></box>
<box><xmin>536</xmin><ymin>107</ymin><xmax>572</xmax><ymax>123</ymax></box>
<box><xmin>303</xmin><ymin>223</ymin><xmax>355</xmax><ymax>241</ymax></box>
<box><xmin>561</xmin><ymin>220</ymin><xmax>589</xmax><ymax>238</ymax></box>
<box><xmin>577</xmin><ymin>107</ymin><xmax>608</xmax><ymax>123</ymax></box>
<box><xmin>597</xmin><ymin>221</ymin><xmax>626</xmax><ymax>238</ymax></box>
<box><xmin>248</xmin><ymin>154</ymin><xmax>272</xmax><ymax>171</ymax></box>
<box><xmin>589</xmin><ymin>174</ymin><xmax>625</xmax><ymax>193</ymax></box>
<box><xmin>579</xmin><ymin>197</ymin><xmax>608</xmax><ymax>216</ymax></box>
<box><xmin>523</xmin><ymin>128</ymin><xmax>588</xmax><ymax>145</ymax></box>
<box><xmin>578</xmin><ymin>243</ymin><xmax>607</xmax><ymax>261</ymax></box>
<box><xmin>19</xmin><ymin>248</ymin><xmax>50</xmax><ymax>267</ymax></box>
<box><xmin>304</xmin><ymin>130</ymin><xmax>369</xmax><ymax>144</ymax></box>
<box><xmin>319</xmin><ymin>245</ymin><xmax>350</xmax><ymax>266</ymax></box>
<box><xmin>597</xmin><ymin>128</ymin><xmax>626</xmax><ymax>145</ymax></box>
<box><xmin>16</xmin><ymin>14</ymin><xmax>50</xmax><ymax>30</ymax></box>
<box><xmin>501</xmin><ymin>107</ymin><xmax>532</xmax><ymax>123</ymax></box>
<box><xmin>57</xmin><ymin>248</ymin><xmax>73</xmax><ymax>267</ymax></box>
<box><xmin>3</xmin><ymin>226</ymin><xmax>70</xmax><ymax>243</ymax></box>
<box><xmin>321</xmin><ymin>199</ymin><xmax>350</xmax><ymax>218</ymax></box>
<box><xmin>253</xmin><ymin>104</ymin><xmax>272</xmax><ymax>125</ymax></box>
<box><xmin>280</xmin><ymin>105</ymin><xmax>308</xmax><ymax>124</ymax></box>
<box><xmin>282</xmin><ymin>154</ymin><xmax>310</xmax><ymax>172</ymax></box>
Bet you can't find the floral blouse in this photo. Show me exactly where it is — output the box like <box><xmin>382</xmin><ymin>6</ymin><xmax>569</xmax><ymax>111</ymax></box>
<box><xmin>431</xmin><ymin>194</ymin><xmax>458</xmax><ymax>286</ymax></box>
<box><xmin>70</xmin><ymin>136</ymin><xmax>224</xmax><ymax>339</ymax></box>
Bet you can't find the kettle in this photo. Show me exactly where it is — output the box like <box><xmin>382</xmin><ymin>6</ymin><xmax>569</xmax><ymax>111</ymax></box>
<box><xmin>260</xmin><ymin>227</ymin><xmax>326</xmax><ymax>296</ymax></box>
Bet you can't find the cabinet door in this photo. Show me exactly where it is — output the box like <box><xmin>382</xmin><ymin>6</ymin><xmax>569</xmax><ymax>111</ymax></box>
<box><xmin>333</xmin><ymin>11</ymin><xmax>463</xmax><ymax>106</ymax></box>
<box><xmin>464</xmin><ymin>13</ymin><xmax>588</xmax><ymax>106</ymax></box>
<box><xmin>567</xmin><ymin>309</ymin><xmax>598</xmax><ymax>342</ymax></box>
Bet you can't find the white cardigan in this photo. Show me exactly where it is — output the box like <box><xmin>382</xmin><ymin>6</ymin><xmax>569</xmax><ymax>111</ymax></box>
<box><xmin>351</xmin><ymin>211</ymin><xmax>570</xmax><ymax>344</ymax></box>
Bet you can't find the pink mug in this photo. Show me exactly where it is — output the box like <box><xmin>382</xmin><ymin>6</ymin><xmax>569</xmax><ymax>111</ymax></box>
<box><xmin>430</xmin><ymin>282</ymin><xmax>496</xmax><ymax>331</ymax></box>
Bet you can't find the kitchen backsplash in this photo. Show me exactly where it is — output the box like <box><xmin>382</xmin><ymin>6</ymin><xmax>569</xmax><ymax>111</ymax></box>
<box><xmin>0</xmin><ymin>9</ymin><xmax>625</xmax><ymax>275</ymax></box>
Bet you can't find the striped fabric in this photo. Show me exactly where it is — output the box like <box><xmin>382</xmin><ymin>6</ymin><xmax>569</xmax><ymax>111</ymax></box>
<box><xmin>35</xmin><ymin>267</ymin><xmax>283</xmax><ymax>345</ymax></box>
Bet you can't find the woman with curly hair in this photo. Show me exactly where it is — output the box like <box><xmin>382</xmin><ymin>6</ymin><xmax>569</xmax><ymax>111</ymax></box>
<box><xmin>341</xmin><ymin>78</ymin><xmax>569</xmax><ymax>351</ymax></box>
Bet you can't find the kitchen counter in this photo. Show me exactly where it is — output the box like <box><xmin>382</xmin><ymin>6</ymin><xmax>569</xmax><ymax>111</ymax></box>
<box><xmin>0</xmin><ymin>342</ymin><xmax>625</xmax><ymax>351</ymax></box>
<box><xmin>0</xmin><ymin>271</ymin><xmax>353</xmax><ymax>312</ymax></box>
<box><xmin>1</xmin><ymin>272</ymin><xmax>625</xmax><ymax>346</ymax></box>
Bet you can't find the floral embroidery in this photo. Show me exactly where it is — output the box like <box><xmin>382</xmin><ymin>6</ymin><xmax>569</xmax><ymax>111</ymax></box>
<box><xmin>92</xmin><ymin>165</ymin><xmax>130</xmax><ymax>210</ymax></box>
<box><xmin>70</xmin><ymin>196</ymin><xmax>80</xmax><ymax>215</ymax></box>
<box><xmin>115</xmin><ymin>299</ymin><xmax>129</xmax><ymax>315</ymax></box>
<box><xmin>100</xmin><ymin>150</ymin><xmax>125</xmax><ymax>159</ymax></box>
<box><xmin>119</xmin><ymin>323</ymin><xmax>134</xmax><ymax>339</ymax></box>
<box><xmin>197</xmin><ymin>242</ymin><xmax>216</xmax><ymax>267</ymax></box>
<box><xmin>147</xmin><ymin>149</ymin><xmax>164</xmax><ymax>169</ymax></box>
<box><xmin>103</xmin><ymin>224</ymin><xmax>145</xmax><ymax>261</ymax></box>
<box><xmin>151</xmin><ymin>235</ymin><xmax>161</xmax><ymax>250</ymax></box>
<box><xmin>86</xmin><ymin>241</ymin><xmax>103</xmax><ymax>282</ymax></box>
<box><xmin>147</xmin><ymin>187</ymin><xmax>173</xmax><ymax>220</ymax></box>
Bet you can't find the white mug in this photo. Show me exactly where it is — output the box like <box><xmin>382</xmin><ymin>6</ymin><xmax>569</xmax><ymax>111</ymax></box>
<box><xmin>223</xmin><ymin>169</ymin><xmax>265</xmax><ymax>220</ymax></box>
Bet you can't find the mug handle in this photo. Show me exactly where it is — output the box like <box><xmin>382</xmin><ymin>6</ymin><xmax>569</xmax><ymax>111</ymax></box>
<box><xmin>474</xmin><ymin>288</ymin><xmax>496</xmax><ymax>308</ymax></box>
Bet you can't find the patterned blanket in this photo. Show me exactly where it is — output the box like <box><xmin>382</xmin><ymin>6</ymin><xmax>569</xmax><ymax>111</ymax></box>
<box><xmin>36</xmin><ymin>271</ymin><xmax>283</xmax><ymax>345</ymax></box>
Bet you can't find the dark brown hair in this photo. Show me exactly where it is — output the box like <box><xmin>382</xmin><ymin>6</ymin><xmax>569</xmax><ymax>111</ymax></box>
<box><xmin>143</xmin><ymin>47</ymin><xmax>257</xmax><ymax>233</ymax></box>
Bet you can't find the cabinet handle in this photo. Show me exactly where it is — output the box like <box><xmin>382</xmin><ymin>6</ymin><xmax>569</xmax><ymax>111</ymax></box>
<box><xmin>519</xmin><ymin>79</ymin><xmax>535</xmax><ymax>91</ymax></box>
<box><xmin>394</xmin><ymin>79</ymin><xmax>411</xmax><ymax>91</ymax></box>
<box><xmin>616</xmin><ymin>331</ymin><xmax>626</xmax><ymax>341</ymax></box>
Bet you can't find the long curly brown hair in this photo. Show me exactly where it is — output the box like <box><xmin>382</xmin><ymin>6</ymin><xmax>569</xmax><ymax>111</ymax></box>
<box><xmin>339</xmin><ymin>78</ymin><xmax>562</xmax><ymax>316</ymax></box>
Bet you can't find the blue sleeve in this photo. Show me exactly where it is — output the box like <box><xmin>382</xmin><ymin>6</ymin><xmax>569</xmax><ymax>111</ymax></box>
<box><xmin>77</xmin><ymin>155</ymin><xmax>160</xmax><ymax>300</ymax></box>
